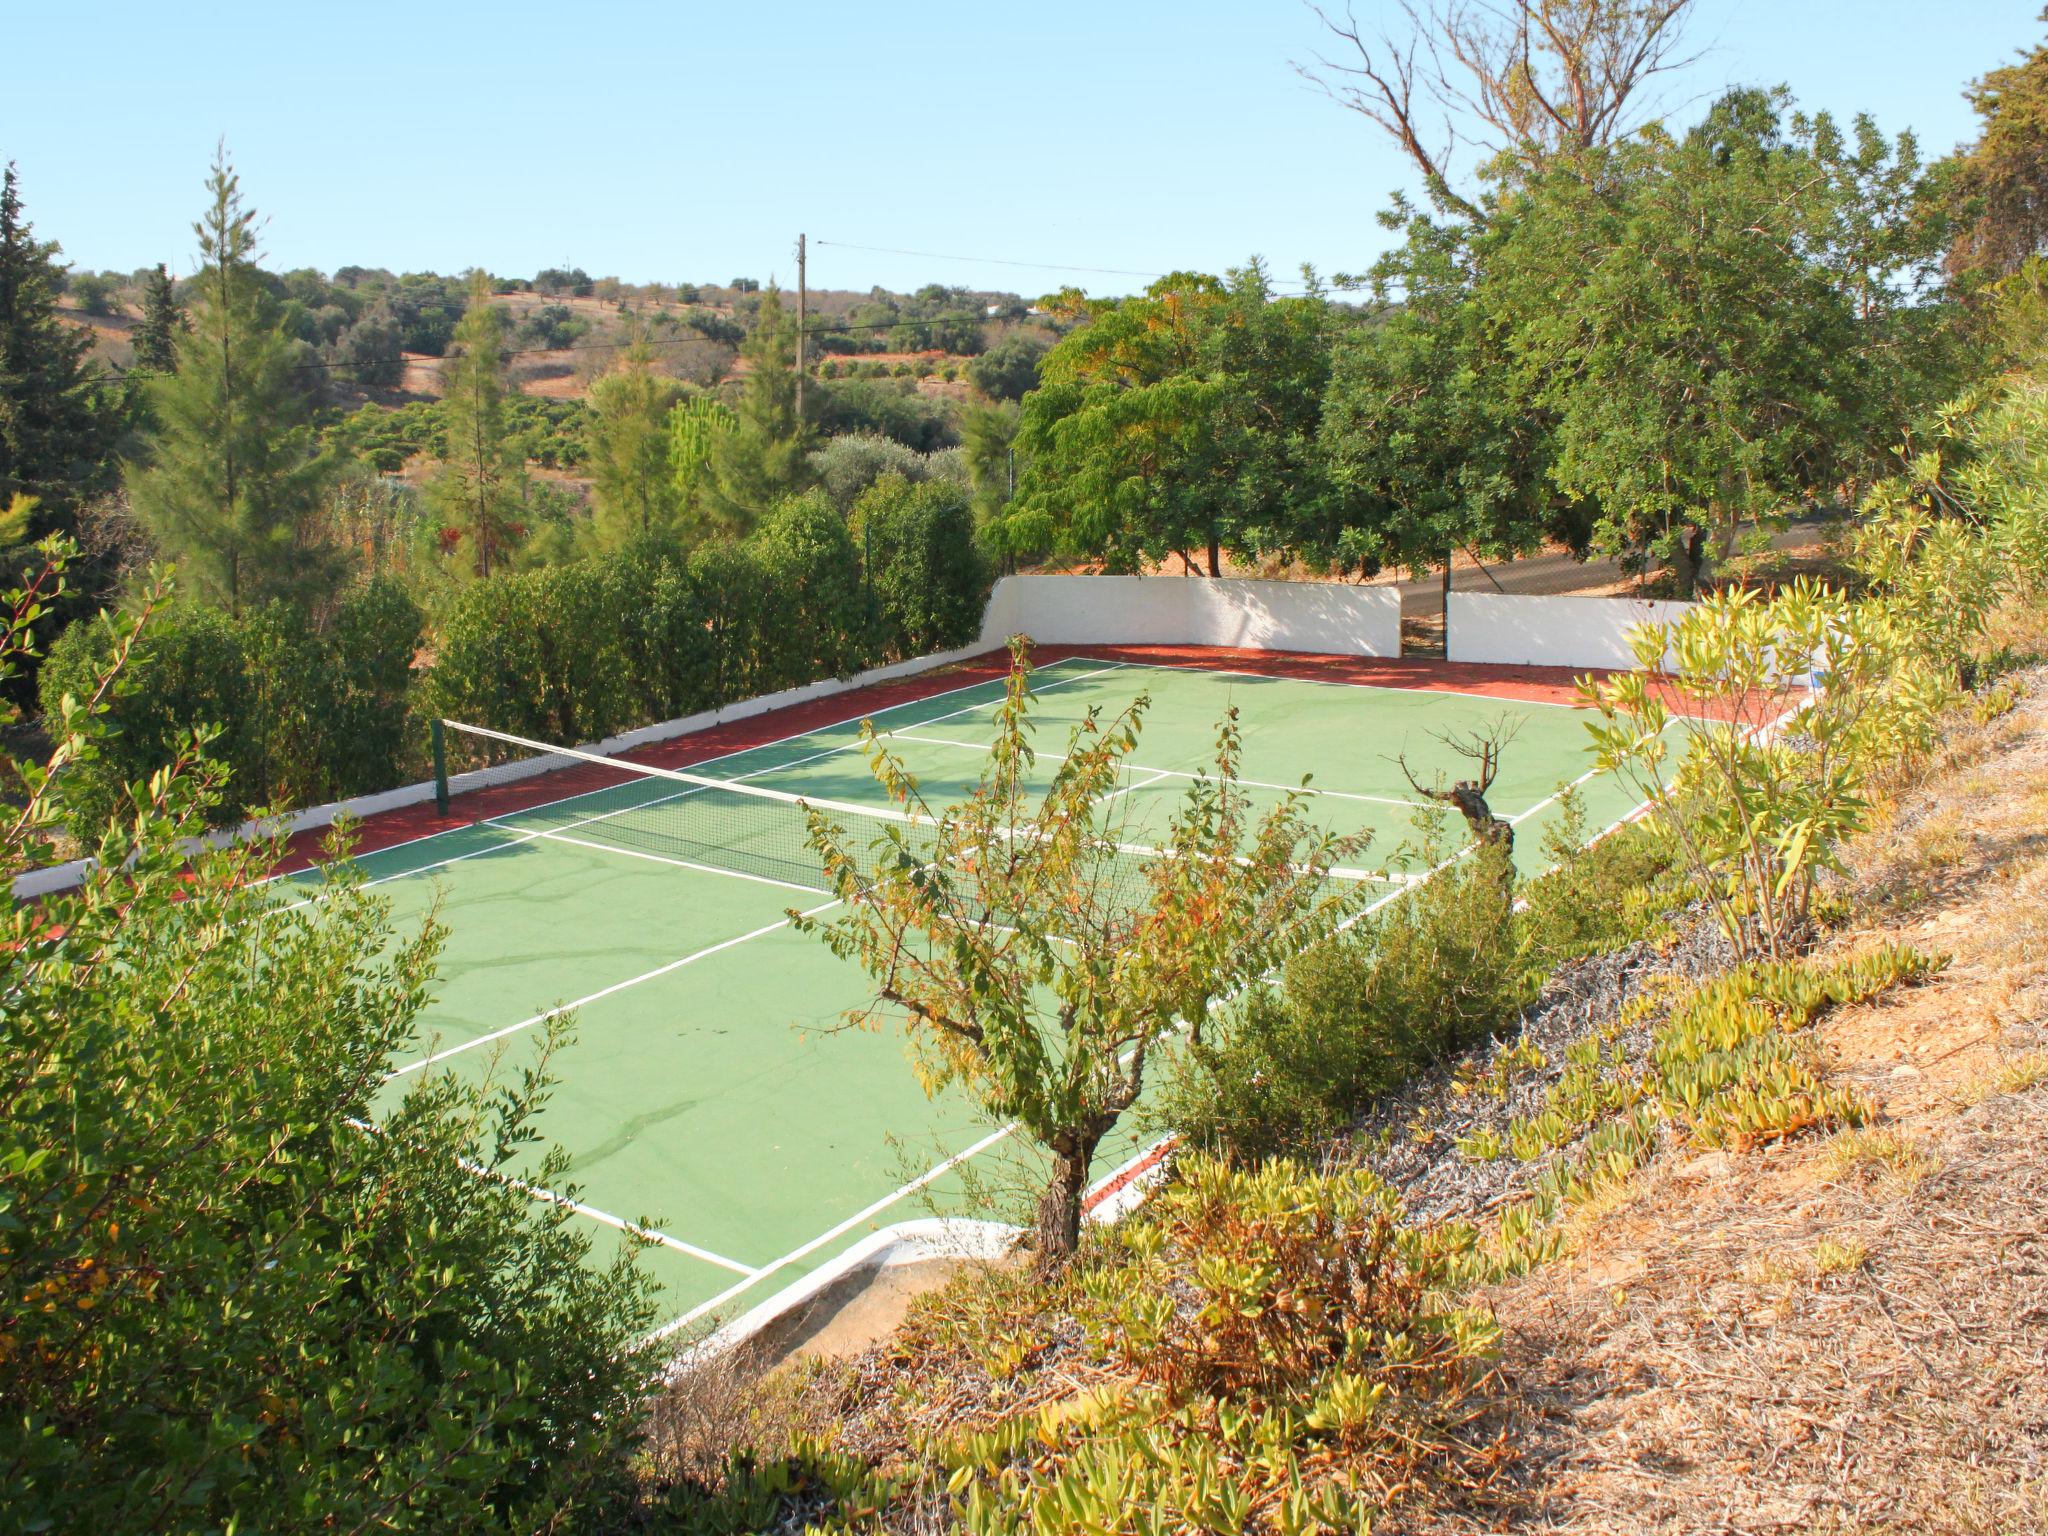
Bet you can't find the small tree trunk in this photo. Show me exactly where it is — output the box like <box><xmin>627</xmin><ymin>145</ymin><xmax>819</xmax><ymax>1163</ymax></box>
<box><xmin>1445</xmin><ymin>783</ymin><xmax>1513</xmax><ymax>855</ymax></box>
<box><xmin>1206</xmin><ymin>531</ymin><xmax>1221</xmax><ymax>577</ymax></box>
<box><xmin>1671</xmin><ymin>525</ymin><xmax>1709</xmax><ymax>598</ymax></box>
<box><xmin>1034</xmin><ymin>1133</ymin><xmax>1099</xmax><ymax>1273</ymax></box>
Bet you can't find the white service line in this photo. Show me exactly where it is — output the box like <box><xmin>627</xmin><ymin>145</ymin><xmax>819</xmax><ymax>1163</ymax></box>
<box><xmin>511</xmin><ymin>1181</ymin><xmax>760</xmax><ymax>1276</ymax></box>
<box><xmin>648</xmin><ymin>1120</ymin><xmax>1020</xmax><ymax>1340</ymax></box>
<box><xmin>888</xmin><ymin>731</ymin><xmax>1426</xmax><ymax>810</ymax></box>
<box><xmin>384</xmin><ymin>898</ymin><xmax>844</xmax><ymax>1080</ymax></box>
<box><xmin>504</xmin><ymin>827</ymin><xmax>829</xmax><ymax>896</ymax></box>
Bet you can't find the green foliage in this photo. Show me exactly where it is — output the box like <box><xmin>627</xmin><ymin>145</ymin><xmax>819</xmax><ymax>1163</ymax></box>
<box><xmin>701</xmin><ymin>285</ymin><xmax>809</xmax><ymax>532</ymax></box>
<box><xmin>808</xmin><ymin>430</ymin><xmax>928</xmax><ymax>511</ymax></box>
<box><xmin>127</xmin><ymin>147</ymin><xmax>341</xmax><ymax>615</ymax></box>
<box><xmin>1317</xmin><ymin>204</ymin><xmax>1561</xmax><ymax>579</ymax></box>
<box><xmin>428</xmin><ymin>279</ymin><xmax>524</xmax><ymax>578</ymax></box>
<box><xmin>1159</xmin><ymin>839</ymin><xmax>1523</xmax><ymax>1162</ymax></box>
<box><xmin>1585</xmin><ymin>581</ymin><xmax>1951</xmax><ymax>960</ymax></box>
<box><xmin>1480</xmin><ymin>89</ymin><xmax>1956</xmax><ymax>592</ymax></box>
<box><xmin>1942</xmin><ymin>21</ymin><xmax>2048</xmax><ymax>281</ymax></box>
<box><xmin>853</xmin><ymin>473</ymin><xmax>991</xmax><ymax>657</ymax></box>
<box><xmin>746</xmin><ymin>490</ymin><xmax>877</xmax><ymax>684</ymax></box>
<box><xmin>64</xmin><ymin>270</ymin><xmax>119</xmax><ymax>317</ymax></box>
<box><xmin>1652</xmin><ymin>944</ymin><xmax>1939</xmax><ymax>1148</ymax></box>
<box><xmin>814</xmin><ymin>376</ymin><xmax>958</xmax><ymax>452</ymax></box>
<box><xmin>585</xmin><ymin>342</ymin><xmax>686</xmax><ymax>548</ymax></box>
<box><xmin>1007</xmin><ymin>263</ymin><xmax>1332</xmax><ymax>573</ymax></box>
<box><xmin>130</xmin><ymin>263</ymin><xmax>185</xmax><ymax>376</ymax></box>
<box><xmin>0</xmin><ymin>163</ymin><xmax>115</xmax><ymax>536</ymax></box>
<box><xmin>668</xmin><ymin>392</ymin><xmax>736</xmax><ymax>528</ymax></box>
<box><xmin>921</xmin><ymin>1156</ymin><xmax>1498</xmax><ymax>1534</ymax></box>
<box><xmin>965</xmin><ymin>332</ymin><xmax>1050</xmax><ymax>403</ymax></box>
<box><xmin>337</xmin><ymin>302</ymin><xmax>403</xmax><ymax>387</ymax></box>
<box><xmin>800</xmin><ymin>649</ymin><xmax>1368</xmax><ymax>1266</ymax></box>
<box><xmin>39</xmin><ymin>580</ymin><xmax>424</xmax><ymax>829</ymax></box>
<box><xmin>2</xmin><ymin>547</ymin><xmax>656</xmax><ymax>1534</ymax></box>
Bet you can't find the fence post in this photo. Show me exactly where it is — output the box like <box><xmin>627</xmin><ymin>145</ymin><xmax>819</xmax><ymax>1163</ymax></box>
<box><xmin>431</xmin><ymin>718</ymin><xmax>449</xmax><ymax>817</ymax></box>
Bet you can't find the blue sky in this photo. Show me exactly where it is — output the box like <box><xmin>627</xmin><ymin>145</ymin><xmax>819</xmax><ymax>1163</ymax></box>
<box><xmin>1</xmin><ymin>1</ymin><xmax>2034</xmax><ymax>297</ymax></box>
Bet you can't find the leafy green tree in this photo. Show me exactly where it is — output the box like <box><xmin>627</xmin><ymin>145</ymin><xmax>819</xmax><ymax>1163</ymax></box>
<box><xmin>668</xmin><ymin>392</ymin><xmax>735</xmax><ymax>533</ymax></box>
<box><xmin>966</xmin><ymin>331</ymin><xmax>1050</xmax><ymax>402</ymax></box>
<box><xmin>853</xmin><ymin>472</ymin><xmax>990</xmax><ymax>655</ymax></box>
<box><xmin>130</xmin><ymin>263</ymin><xmax>184</xmax><ymax>375</ymax></box>
<box><xmin>338</xmin><ymin>303</ymin><xmax>403</xmax><ymax>387</ymax></box>
<box><xmin>585</xmin><ymin>340</ymin><xmax>685</xmax><ymax>547</ymax></box>
<box><xmin>127</xmin><ymin>146</ymin><xmax>340</xmax><ymax>615</ymax></box>
<box><xmin>1944</xmin><ymin>16</ymin><xmax>2048</xmax><ymax>281</ymax></box>
<box><xmin>428</xmin><ymin>276</ymin><xmax>524</xmax><ymax>578</ymax></box>
<box><xmin>808</xmin><ymin>431</ymin><xmax>927</xmax><ymax>511</ymax></box>
<box><xmin>1316</xmin><ymin>204</ymin><xmax>1560</xmax><ymax>582</ymax></box>
<box><xmin>3</xmin><ymin>548</ymin><xmax>656</xmax><ymax>1533</ymax></box>
<box><xmin>1481</xmin><ymin>91</ymin><xmax>1946</xmax><ymax>593</ymax></box>
<box><xmin>701</xmin><ymin>285</ymin><xmax>810</xmax><ymax>532</ymax></box>
<box><xmin>746</xmin><ymin>490</ymin><xmax>875</xmax><ymax>685</ymax></box>
<box><xmin>0</xmin><ymin>162</ymin><xmax>110</xmax><ymax>538</ymax></box>
<box><xmin>1007</xmin><ymin>264</ymin><xmax>1332</xmax><ymax>574</ymax></box>
<box><xmin>799</xmin><ymin>646</ymin><xmax>1366</xmax><ymax>1267</ymax></box>
<box><xmin>65</xmin><ymin>271</ymin><xmax>119</xmax><ymax>317</ymax></box>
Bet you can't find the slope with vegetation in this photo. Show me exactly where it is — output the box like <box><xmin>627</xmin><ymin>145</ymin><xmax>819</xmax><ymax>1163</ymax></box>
<box><xmin>5</xmin><ymin>2</ymin><xmax>2048</xmax><ymax>1531</ymax></box>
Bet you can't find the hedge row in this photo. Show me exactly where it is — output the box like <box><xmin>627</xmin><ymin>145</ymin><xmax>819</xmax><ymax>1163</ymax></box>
<box><xmin>42</xmin><ymin>479</ymin><xmax>991</xmax><ymax>828</ymax></box>
<box><xmin>40</xmin><ymin>581</ymin><xmax>424</xmax><ymax>831</ymax></box>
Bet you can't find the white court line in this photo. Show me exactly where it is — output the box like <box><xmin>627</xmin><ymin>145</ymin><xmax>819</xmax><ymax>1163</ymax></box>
<box><xmin>505</xmin><ymin>827</ymin><xmax>829</xmax><ymax>896</ymax></box>
<box><xmin>298</xmin><ymin>659</ymin><xmax>1130</xmax><ymax>902</ymax></box>
<box><xmin>889</xmin><ymin>731</ymin><xmax>1425</xmax><ymax>810</ymax></box>
<box><xmin>344</xmin><ymin>1114</ymin><xmax>761</xmax><ymax>1279</ymax></box>
<box><xmin>649</xmin><ymin>1120</ymin><xmax>1020</xmax><ymax>1340</ymax></box>
<box><xmin>383</xmin><ymin>898</ymin><xmax>844</xmax><ymax>1080</ymax></box>
<box><xmin>503</xmin><ymin>1176</ymin><xmax>760</xmax><ymax>1276</ymax></box>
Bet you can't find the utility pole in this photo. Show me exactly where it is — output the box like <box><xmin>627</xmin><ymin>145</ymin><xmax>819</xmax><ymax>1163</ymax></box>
<box><xmin>795</xmin><ymin>232</ymin><xmax>807</xmax><ymax>423</ymax></box>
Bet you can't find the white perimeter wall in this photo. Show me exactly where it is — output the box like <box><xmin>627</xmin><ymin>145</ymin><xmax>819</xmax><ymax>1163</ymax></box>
<box><xmin>980</xmin><ymin>575</ymin><xmax>1401</xmax><ymax>658</ymax></box>
<box><xmin>1446</xmin><ymin>592</ymin><xmax>1696</xmax><ymax>672</ymax></box>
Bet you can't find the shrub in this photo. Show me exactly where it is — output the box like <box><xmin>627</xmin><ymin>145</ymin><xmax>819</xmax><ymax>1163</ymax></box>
<box><xmin>855</xmin><ymin>474</ymin><xmax>991</xmax><ymax>656</ymax></box>
<box><xmin>928</xmin><ymin>1156</ymin><xmax>1500</xmax><ymax>1532</ymax></box>
<box><xmin>40</xmin><ymin>586</ymin><xmax>425</xmax><ymax>830</ymax></box>
<box><xmin>815</xmin><ymin>376</ymin><xmax>958</xmax><ymax>451</ymax></box>
<box><xmin>966</xmin><ymin>331</ymin><xmax>1050</xmax><ymax>402</ymax></box>
<box><xmin>1158</xmin><ymin>838</ymin><xmax>1524</xmax><ymax>1161</ymax></box>
<box><xmin>747</xmin><ymin>490</ymin><xmax>877</xmax><ymax>686</ymax></box>
<box><xmin>65</xmin><ymin>270</ymin><xmax>121</xmax><ymax>317</ymax></box>
<box><xmin>3</xmin><ymin>554</ymin><xmax>655</xmax><ymax>1533</ymax></box>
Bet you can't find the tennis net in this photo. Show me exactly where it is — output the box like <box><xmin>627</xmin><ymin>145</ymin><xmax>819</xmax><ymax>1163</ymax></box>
<box><xmin>430</xmin><ymin>719</ymin><xmax>1392</xmax><ymax>919</ymax></box>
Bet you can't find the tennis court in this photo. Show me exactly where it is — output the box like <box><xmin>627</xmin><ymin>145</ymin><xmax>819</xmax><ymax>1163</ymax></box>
<box><xmin>295</xmin><ymin>651</ymin><xmax>1654</xmax><ymax>1339</ymax></box>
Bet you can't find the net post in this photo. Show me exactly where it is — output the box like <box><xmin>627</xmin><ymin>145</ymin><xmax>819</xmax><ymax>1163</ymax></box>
<box><xmin>431</xmin><ymin>718</ymin><xmax>449</xmax><ymax>817</ymax></box>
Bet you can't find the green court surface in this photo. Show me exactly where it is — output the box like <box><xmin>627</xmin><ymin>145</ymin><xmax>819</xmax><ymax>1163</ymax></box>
<box><xmin>295</xmin><ymin>655</ymin><xmax>1652</xmax><ymax>1339</ymax></box>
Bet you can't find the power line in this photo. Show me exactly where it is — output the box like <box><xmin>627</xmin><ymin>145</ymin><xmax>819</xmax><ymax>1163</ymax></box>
<box><xmin>816</xmin><ymin>239</ymin><xmax>1168</xmax><ymax>281</ymax></box>
<box><xmin>813</xmin><ymin>238</ymin><xmax>1326</xmax><ymax>294</ymax></box>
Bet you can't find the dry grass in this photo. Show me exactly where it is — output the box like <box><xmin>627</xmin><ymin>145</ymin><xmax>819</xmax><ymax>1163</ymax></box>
<box><xmin>1403</xmin><ymin>664</ymin><xmax>2048</xmax><ymax>1536</ymax></box>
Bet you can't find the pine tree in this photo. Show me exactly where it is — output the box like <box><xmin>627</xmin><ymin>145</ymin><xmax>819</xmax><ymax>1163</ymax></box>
<box><xmin>127</xmin><ymin>146</ymin><xmax>339</xmax><ymax>615</ymax></box>
<box><xmin>427</xmin><ymin>274</ymin><xmax>523</xmax><ymax>578</ymax></box>
<box><xmin>0</xmin><ymin>162</ymin><xmax>111</xmax><ymax>536</ymax></box>
<box><xmin>585</xmin><ymin>339</ymin><xmax>684</xmax><ymax>549</ymax></box>
<box><xmin>702</xmin><ymin>284</ymin><xmax>810</xmax><ymax>532</ymax></box>
<box><xmin>131</xmin><ymin>263</ymin><xmax>185</xmax><ymax>375</ymax></box>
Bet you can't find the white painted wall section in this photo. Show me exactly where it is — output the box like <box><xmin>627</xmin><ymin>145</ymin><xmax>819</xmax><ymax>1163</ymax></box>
<box><xmin>979</xmin><ymin>575</ymin><xmax>1401</xmax><ymax>658</ymax></box>
<box><xmin>1445</xmin><ymin>592</ymin><xmax>1696</xmax><ymax>672</ymax></box>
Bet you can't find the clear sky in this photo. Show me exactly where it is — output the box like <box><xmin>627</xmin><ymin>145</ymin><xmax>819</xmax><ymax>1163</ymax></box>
<box><xmin>1</xmin><ymin>1</ymin><xmax>2035</xmax><ymax>298</ymax></box>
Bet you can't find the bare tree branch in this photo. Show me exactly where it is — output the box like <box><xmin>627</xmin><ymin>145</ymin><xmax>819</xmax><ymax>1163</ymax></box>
<box><xmin>1296</xmin><ymin>0</ymin><xmax>1706</xmax><ymax>217</ymax></box>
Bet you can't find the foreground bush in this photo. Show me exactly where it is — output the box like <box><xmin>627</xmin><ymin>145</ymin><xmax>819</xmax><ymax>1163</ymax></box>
<box><xmin>3</xmin><ymin>553</ymin><xmax>655</xmax><ymax>1533</ymax></box>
